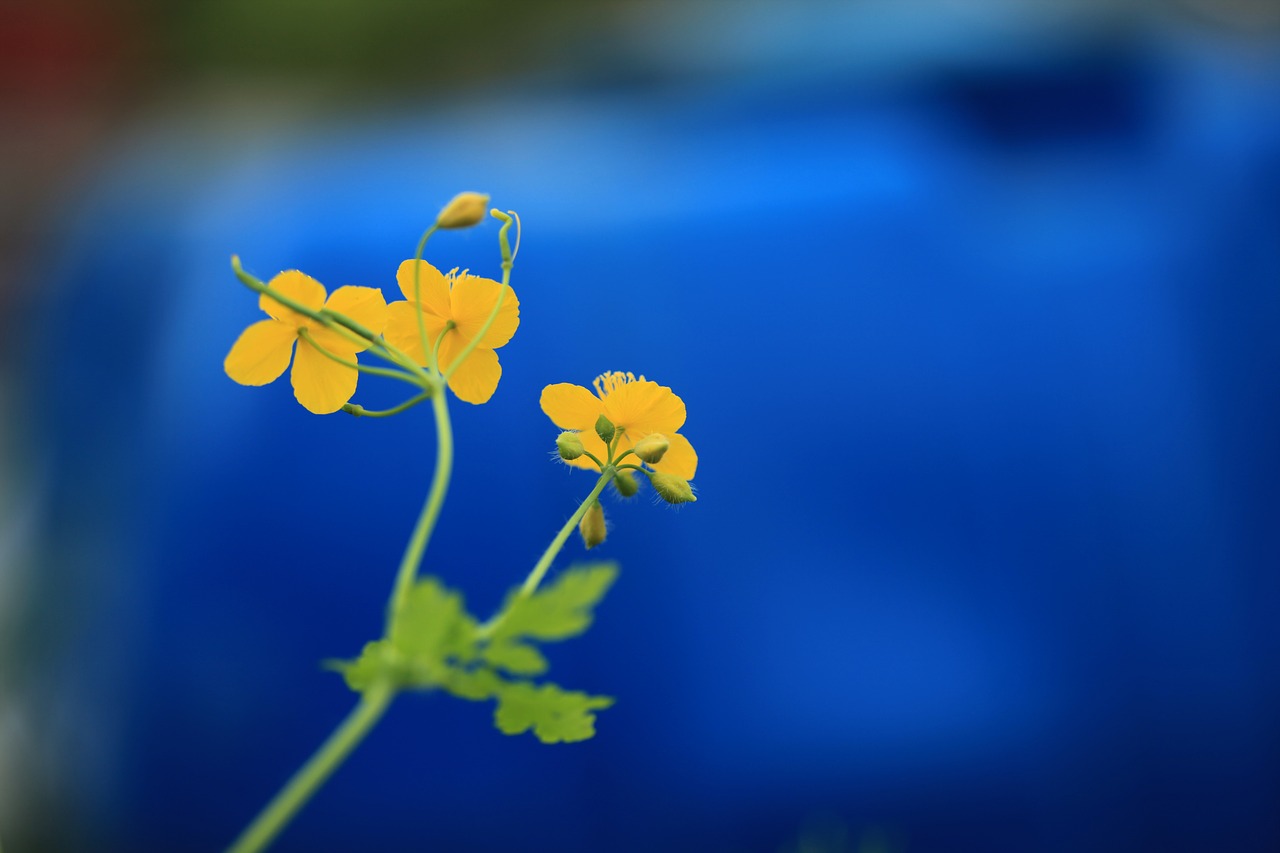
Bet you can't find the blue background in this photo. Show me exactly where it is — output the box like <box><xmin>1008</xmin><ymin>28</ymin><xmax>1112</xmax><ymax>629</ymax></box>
<box><xmin>7</xmin><ymin>5</ymin><xmax>1280</xmax><ymax>852</ymax></box>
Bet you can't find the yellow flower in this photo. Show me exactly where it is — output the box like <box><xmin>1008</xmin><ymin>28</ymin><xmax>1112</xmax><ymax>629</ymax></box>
<box><xmin>539</xmin><ymin>371</ymin><xmax>697</xmax><ymax>480</ymax></box>
<box><xmin>383</xmin><ymin>260</ymin><xmax>520</xmax><ymax>404</ymax></box>
<box><xmin>224</xmin><ymin>270</ymin><xmax>388</xmax><ymax>415</ymax></box>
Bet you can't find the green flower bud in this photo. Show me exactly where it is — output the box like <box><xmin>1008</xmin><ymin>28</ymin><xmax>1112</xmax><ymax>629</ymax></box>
<box><xmin>612</xmin><ymin>470</ymin><xmax>639</xmax><ymax>498</ymax></box>
<box><xmin>435</xmin><ymin>192</ymin><xmax>490</xmax><ymax>229</ymax></box>
<box><xmin>556</xmin><ymin>431</ymin><xmax>584</xmax><ymax>461</ymax></box>
<box><xmin>595</xmin><ymin>414</ymin><xmax>616</xmax><ymax>445</ymax></box>
<box><xmin>650</xmin><ymin>471</ymin><xmax>696</xmax><ymax>504</ymax></box>
<box><xmin>579</xmin><ymin>501</ymin><xmax>607</xmax><ymax>549</ymax></box>
<box><xmin>633</xmin><ymin>433</ymin><xmax>669</xmax><ymax>464</ymax></box>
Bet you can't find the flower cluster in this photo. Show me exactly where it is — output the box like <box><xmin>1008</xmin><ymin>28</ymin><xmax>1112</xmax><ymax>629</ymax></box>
<box><xmin>541</xmin><ymin>371</ymin><xmax>698</xmax><ymax>480</ymax></box>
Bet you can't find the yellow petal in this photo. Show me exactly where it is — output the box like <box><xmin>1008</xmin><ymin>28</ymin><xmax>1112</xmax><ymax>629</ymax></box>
<box><xmin>396</xmin><ymin>260</ymin><xmax>450</xmax><ymax>318</ymax></box>
<box><xmin>439</xmin><ymin>334</ymin><xmax>502</xmax><ymax>404</ymax></box>
<box><xmin>540</xmin><ymin>383</ymin><xmax>604</xmax><ymax>431</ymax></box>
<box><xmin>449</xmin><ymin>274</ymin><xmax>520</xmax><ymax>349</ymax></box>
<box><xmin>604</xmin><ymin>379</ymin><xmax>686</xmax><ymax>436</ymax></box>
<box><xmin>291</xmin><ymin>335</ymin><xmax>358</xmax><ymax>414</ymax></box>
<box><xmin>224</xmin><ymin>319</ymin><xmax>296</xmax><ymax>386</ymax></box>
<box><xmin>260</xmin><ymin>270</ymin><xmax>326</xmax><ymax>326</ymax></box>
<box><xmin>307</xmin><ymin>286</ymin><xmax>388</xmax><ymax>353</ymax></box>
<box><xmin>383</xmin><ymin>301</ymin><xmax>448</xmax><ymax>366</ymax></box>
<box><xmin>648</xmin><ymin>432</ymin><xmax>697</xmax><ymax>479</ymax></box>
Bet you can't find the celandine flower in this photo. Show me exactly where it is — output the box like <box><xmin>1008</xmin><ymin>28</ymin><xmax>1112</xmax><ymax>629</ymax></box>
<box><xmin>224</xmin><ymin>271</ymin><xmax>388</xmax><ymax>414</ymax></box>
<box><xmin>383</xmin><ymin>260</ymin><xmax>520</xmax><ymax>404</ymax></box>
<box><xmin>540</xmin><ymin>372</ymin><xmax>697</xmax><ymax>479</ymax></box>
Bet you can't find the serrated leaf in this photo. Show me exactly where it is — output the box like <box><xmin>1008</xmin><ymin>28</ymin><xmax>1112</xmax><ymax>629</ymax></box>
<box><xmin>492</xmin><ymin>681</ymin><xmax>615</xmax><ymax>744</ymax></box>
<box><xmin>440</xmin><ymin>666</ymin><xmax>504</xmax><ymax>701</ymax></box>
<box><xmin>480</xmin><ymin>638</ymin><xmax>548</xmax><ymax>676</ymax></box>
<box><xmin>329</xmin><ymin>640</ymin><xmax>395</xmax><ymax>692</ymax></box>
<box><xmin>391</xmin><ymin>577</ymin><xmax>478</xmax><ymax>663</ymax></box>
<box><xmin>495</xmin><ymin>562</ymin><xmax>618</xmax><ymax>643</ymax></box>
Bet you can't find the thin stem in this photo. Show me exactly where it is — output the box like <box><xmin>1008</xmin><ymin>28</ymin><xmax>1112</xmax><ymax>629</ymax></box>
<box><xmin>477</xmin><ymin>469</ymin><xmax>614</xmax><ymax>640</ymax></box>
<box><xmin>615</xmin><ymin>463</ymin><xmax>647</xmax><ymax>473</ymax></box>
<box><xmin>411</xmin><ymin>225</ymin><xmax>440</xmax><ymax>372</ymax></box>
<box><xmin>443</xmin><ymin>212</ymin><xmax>515</xmax><ymax>383</ymax></box>
<box><xmin>226</xmin><ymin>683</ymin><xmax>395</xmax><ymax>853</ymax></box>
<box><xmin>232</xmin><ymin>260</ymin><xmax>378</xmax><ymax>356</ymax></box>
<box><xmin>433</xmin><ymin>320</ymin><xmax>455</xmax><ymax>373</ymax></box>
<box><xmin>580</xmin><ymin>451</ymin><xmax>606</xmax><ymax>469</ymax></box>
<box><xmin>296</xmin><ymin>330</ymin><xmax>420</xmax><ymax>385</ymax></box>
<box><xmin>342</xmin><ymin>392</ymin><xmax>432</xmax><ymax>418</ymax></box>
<box><xmin>385</xmin><ymin>390</ymin><xmax>454</xmax><ymax>633</ymax></box>
<box><xmin>320</xmin><ymin>309</ymin><xmax>428</xmax><ymax>380</ymax></box>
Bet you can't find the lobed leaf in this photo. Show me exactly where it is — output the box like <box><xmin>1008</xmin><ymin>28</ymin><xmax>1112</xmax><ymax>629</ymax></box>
<box><xmin>494</xmin><ymin>562</ymin><xmax>618</xmax><ymax>642</ymax></box>
<box><xmin>492</xmin><ymin>681</ymin><xmax>615</xmax><ymax>744</ymax></box>
<box><xmin>480</xmin><ymin>638</ymin><xmax>548</xmax><ymax>676</ymax></box>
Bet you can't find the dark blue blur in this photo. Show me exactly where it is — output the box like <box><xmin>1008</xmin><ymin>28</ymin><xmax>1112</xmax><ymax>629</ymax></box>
<box><xmin>20</xmin><ymin>23</ymin><xmax>1280</xmax><ymax>853</ymax></box>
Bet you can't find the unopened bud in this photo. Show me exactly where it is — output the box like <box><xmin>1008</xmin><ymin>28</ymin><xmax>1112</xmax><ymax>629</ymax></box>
<box><xmin>436</xmin><ymin>192</ymin><xmax>490</xmax><ymax>229</ymax></box>
<box><xmin>613</xmin><ymin>470</ymin><xmax>639</xmax><ymax>498</ymax></box>
<box><xmin>556</xmin><ymin>431</ymin><xmax>584</xmax><ymax>461</ymax></box>
<box><xmin>579</xmin><ymin>501</ymin><xmax>607</xmax><ymax>549</ymax></box>
<box><xmin>594</xmin><ymin>414</ymin><xmax>616</xmax><ymax>445</ymax></box>
<box><xmin>650</xmin><ymin>472</ymin><xmax>696</xmax><ymax>504</ymax></box>
<box><xmin>633</xmin><ymin>433</ymin><xmax>669</xmax><ymax>464</ymax></box>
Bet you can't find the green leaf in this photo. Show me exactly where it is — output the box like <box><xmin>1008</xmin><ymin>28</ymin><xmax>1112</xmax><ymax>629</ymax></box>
<box><xmin>391</xmin><ymin>577</ymin><xmax>478</xmax><ymax>663</ymax></box>
<box><xmin>334</xmin><ymin>577</ymin><xmax>481</xmax><ymax>694</ymax></box>
<box><xmin>329</xmin><ymin>640</ymin><xmax>395</xmax><ymax>693</ymax></box>
<box><xmin>495</xmin><ymin>562</ymin><xmax>618</xmax><ymax>642</ymax></box>
<box><xmin>480</xmin><ymin>638</ymin><xmax>548</xmax><ymax>676</ymax></box>
<box><xmin>440</xmin><ymin>666</ymin><xmax>504</xmax><ymax>701</ymax></box>
<box><xmin>492</xmin><ymin>681</ymin><xmax>615</xmax><ymax>744</ymax></box>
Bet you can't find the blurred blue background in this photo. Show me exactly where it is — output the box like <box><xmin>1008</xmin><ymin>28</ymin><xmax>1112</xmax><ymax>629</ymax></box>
<box><xmin>2</xmin><ymin>1</ymin><xmax>1279</xmax><ymax>851</ymax></box>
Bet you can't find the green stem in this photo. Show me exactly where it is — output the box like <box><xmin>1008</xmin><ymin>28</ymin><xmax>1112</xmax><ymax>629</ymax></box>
<box><xmin>297</xmin><ymin>330</ymin><xmax>420</xmax><ymax>385</ymax></box>
<box><xmin>411</xmin><ymin>225</ymin><xmax>440</xmax><ymax>372</ymax></box>
<box><xmin>320</xmin><ymin>309</ymin><xmax>429</xmax><ymax>380</ymax></box>
<box><xmin>433</xmin><ymin>320</ymin><xmax>455</xmax><ymax>373</ymax></box>
<box><xmin>477</xmin><ymin>468</ymin><xmax>614</xmax><ymax>639</ymax></box>
<box><xmin>385</xmin><ymin>390</ymin><xmax>454</xmax><ymax>632</ymax></box>
<box><xmin>226</xmin><ymin>683</ymin><xmax>395</xmax><ymax>853</ymax></box>
<box><xmin>443</xmin><ymin>212</ymin><xmax>514</xmax><ymax>382</ymax></box>
<box><xmin>342</xmin><ymin>392</ymin><xmax>433</xmax><ymax>418</ymax></box>
<box><xmin>232</xmin><ymin>259</ymin><xmax>374</xmax><ymax>353</ymax></box>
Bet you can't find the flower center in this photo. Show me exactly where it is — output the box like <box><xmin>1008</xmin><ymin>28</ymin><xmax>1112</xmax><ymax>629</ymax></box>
<box><xmin>592</xmin><ymin>370</ymin><xmax>644</xmax><ymax>397</ymax></box>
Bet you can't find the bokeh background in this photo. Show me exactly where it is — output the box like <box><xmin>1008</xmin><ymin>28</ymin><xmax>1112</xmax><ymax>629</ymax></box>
<box><xmin>2</xmin><ymin>1</ymin><xmax>1279</xmax><ymax>851</ymax></box>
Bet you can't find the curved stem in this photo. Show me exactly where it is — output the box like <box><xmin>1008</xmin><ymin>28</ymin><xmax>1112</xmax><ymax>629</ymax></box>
<box><xmin>477</xmin><ymin>469</ymin><xmax>613</xmax><ymax>639</ymax></box>
<box><xmin>296</xmin><ymin>330</ymin><xmax>420</xmax><ymax>385</ymax></box>
<box><xmin>342</xmin><ymin>392</ymin><xmax>433</xmax><ymax>418</ymax></box>
<box><xmin>443</xmin><ymin>212</ymin><xmax>515</xmax><ymax>383</ymax></box>
<box><xmin>385</xmin><ymin>390</ymin><xmax>454</xmax><ymax>632</ymax></box>
<box><xmin>320</xmin><ymin>309</ymin><xmax>430</xmax><ymax>381</ymax></box>
<box><xmin>226</xmin><ymin>683</ymin><xmax>395</xmax><ymax>853</ymax></box>
<box><xmin>411</xmin><ymin>225</ymin><xmax>440</xmax><ymax>372</ymax></box>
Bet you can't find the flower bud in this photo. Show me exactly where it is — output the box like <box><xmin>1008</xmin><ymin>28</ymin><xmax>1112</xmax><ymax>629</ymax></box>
<box><xmin>579</xmin><ymin>501</ymin><xmax>607</xmax><ymax>549</ymax></box>
<box><xmin>650</xmin><ymin>472</ymin><xmax>696</xmax><ymax>504</ymax></box>
<box><xmin>556</xmin><ymin>431</ymin><xmax>584</xmax><ymax>461</ymax></box>
<box><xmin>612</xmin><ymin>470</ymin><xmax>639</xmax><ymax>498</ymax></box>
<box><xmin>435</xmin><ymin>192</ymin><xmax>490</xmax><ymax>229</ymax></box>
<box><xmin>594</xmin><ymin>414</ymin><xmax>616</xmax><ymax>445</ymax></box>
<box><xmin>633</xmin><ymin>433</ymin><xmax>669</xmax><ymax>464</ymax></box>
